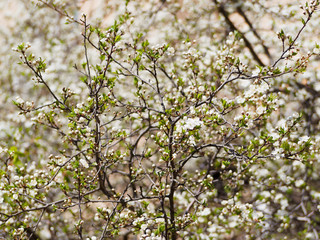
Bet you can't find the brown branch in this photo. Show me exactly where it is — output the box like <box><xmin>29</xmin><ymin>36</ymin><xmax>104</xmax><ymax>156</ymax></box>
<box><xmin>236</xmin><ymin>6</ymin><xmax>272</xmax><ymax>61</ymax></box>
<box><xmin>213</xmin><ymin>0</ymin><xmax>265</xmax><ymax>66</ymax></box>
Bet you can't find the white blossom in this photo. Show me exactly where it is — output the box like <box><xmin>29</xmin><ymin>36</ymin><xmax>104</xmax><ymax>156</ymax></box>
<box><xmin>295</xmin><ymin>179</ymin><xmax>305</xmax><ymax>188</ymax></box>
<box><xmin>80</xmin><ymin>159</ymin><xmax>89</xmax><ymax>168</ymax></box>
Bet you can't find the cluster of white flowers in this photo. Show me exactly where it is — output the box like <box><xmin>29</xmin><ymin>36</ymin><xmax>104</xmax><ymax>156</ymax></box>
<box><xmin>244</xmin><ymin>82</ymin><xmax>269</xmax><ymax>99</ymax></box>
<box><xmin>176</xmin><ymin>117</ymin><xmax>203</xmax><ymax>133</ymax></box>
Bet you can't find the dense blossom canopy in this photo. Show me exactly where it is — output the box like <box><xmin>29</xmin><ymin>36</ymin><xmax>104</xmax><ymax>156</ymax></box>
<box><xmin>1</xmin><ymin>0</ymin><xmax>320</xmax><ymax>239</ymax></box>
